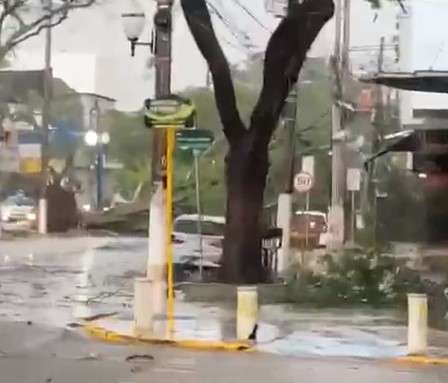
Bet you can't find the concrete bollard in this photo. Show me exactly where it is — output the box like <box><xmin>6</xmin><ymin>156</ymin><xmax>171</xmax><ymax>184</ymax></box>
<box><xmin>134</xmin><ymin>278</ymin><xmax>153</xmax><ymax>335</ymax></box>
<box><xmin>38</xmin><ymin>198</ymin><xmax>47</xmax><ymax>235</ymax></box>
<box><xmin>237</xmin><ymin>286</ymin><xmax>258</xmax><ymax>340</ymax></box>
<box><xmin>407</xmin><ymin>293</ymin><xmax>428</xmax><ymax>355</ymax></box>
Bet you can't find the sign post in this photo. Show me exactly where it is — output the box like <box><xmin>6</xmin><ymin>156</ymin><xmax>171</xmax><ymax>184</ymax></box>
<box><xmin>143</xmin><ymin>95</ymin><xmax>196</xmax><ymax>333</ymax></box>
<box><xmin>177</xmin><ymin>129</ymin><xmax>214</xmax><ymax>280</ymax></box>
<box><xmin>294</xmin><ymin>172</ymin><xmax>314</xmax><ymax>265</ymax></box>
<box><xmin>347</xmin><ymin>168</ymin><xmax>361</xmax><ymax>245</ymax></box>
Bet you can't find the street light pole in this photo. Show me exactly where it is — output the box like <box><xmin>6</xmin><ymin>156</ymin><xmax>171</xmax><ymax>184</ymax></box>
<box><xmin>38</xmin><ymin>0</ymin><xmax>53</xmax><ymax>234</ymax></box>
<box><xmin>147</xmin><ymin>0</ymin><xmax>173</xmax><ymax>317</ymax></box>
<box><xmin>90</xmin><ymin>103</ymin><xmax>103</xmax><ymax>210</ymax></box>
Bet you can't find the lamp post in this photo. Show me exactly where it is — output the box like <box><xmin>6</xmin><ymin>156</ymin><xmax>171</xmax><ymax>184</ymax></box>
<box><xmin>121</xmin><ymin>0</ymin><xmax>174</xmax><ymax>323</ymax></box>
<box><xmin>80</xmin><ymin>93</ymin><xmax>115</xmax><ymax>210</ymax></box>
<box><xmin>84</xmin><ymin>128</ymin><xmax>110</xmax><ymax>211</ymax></box>
<box><xmin>121</xmin><ymin>2</ymin><xmax>153</xmax><ymax>57</ymax></box>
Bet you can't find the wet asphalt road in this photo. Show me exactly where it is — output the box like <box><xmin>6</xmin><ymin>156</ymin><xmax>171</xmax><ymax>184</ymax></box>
<box><xmin>2</xmin><ymin>320</ymin><xmax>448</xmax><ymax>383</ymax></box>
<box><xmin>0</xmin><ymin>236</ymin><xmax>146</xmax><ymax>325</ymax></box>
<box><xmin>1</xmin><ymin>235</ymin><xmax>448</xmax><ymax>382</ymax></box>
<box><xmin>0</xmin><ymin>235</ymin><xmax>441</xmax><ymax>358</ymax></box>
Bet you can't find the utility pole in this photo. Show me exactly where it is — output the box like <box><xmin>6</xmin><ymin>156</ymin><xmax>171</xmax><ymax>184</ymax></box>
<box><xmin>275</xmin><ymin>0</ymin><xmax>299</xmax><ymax>274</ymax></box>
<box><xmin>277</xmin><ymin>89</ymin><xmax>297</xmax><ymax>273</ymax></box>
<box><xmin>38</xmin><ymin>0</ymin><xmax>52</xmax><ymax>234</ymax></box>
<box><xmin>147</xmin><ymin>0</ymin><xmax>173</xmax><ymax>317</ymax></box>
<box><xmin>328</xmin><ymin>0</ymin><xmax>350</xmax><ymax>249</ymax></box>
<box><xmin>91</xmin><ymin>102</ymin><xmax>103</xmax><ymax>210</ymax></box>
<box><xmin>193</xmin><ymin>150</ymin><xmax>204</xmax><ymax>279</ymax></box>
<box><xmin>370</xmin><ymin>36</ymin><xmax>386</xmax><ymax>243</ymax></box>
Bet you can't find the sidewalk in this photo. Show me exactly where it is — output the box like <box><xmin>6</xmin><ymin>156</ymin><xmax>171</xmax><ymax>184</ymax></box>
<box><xmin>82</xmin><ymin>300</ymin><xmax>448</xmax><ymax>363</ymax></box>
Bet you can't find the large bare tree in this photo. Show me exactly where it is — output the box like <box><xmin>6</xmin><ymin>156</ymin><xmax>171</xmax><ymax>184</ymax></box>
<box><xmin>181</xmin><ymin>0</ymin><xmax>334</xmax><ymax>283</ymax></box>
<box><xmin>0</xmin><ymin>0</ymin><xmax>97</xmax><ymax>61</ymax></box>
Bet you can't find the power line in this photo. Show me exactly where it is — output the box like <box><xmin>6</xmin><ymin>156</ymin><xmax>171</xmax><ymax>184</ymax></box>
<box><xmin>205</xmin><ymin>0</ymin><xmax>255</xmax><ymax>52</ymax></box>
<box><xmin>230</xmin><ymin>0</ymin><xmax>273</xmax><ymax>33</ymax></box>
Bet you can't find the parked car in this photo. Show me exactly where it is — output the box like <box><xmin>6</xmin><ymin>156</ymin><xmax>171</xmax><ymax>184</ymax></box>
<box><xmin>0</xmin><ymin>193</ymin><xmax>37</xmax><ymax>228</ymax></box>
<box><xmin>173</xmin><ymin>214</ymin><xmax>225</xmax><ymax>267</ymax></box>
<box><xmin>291</xmin><ymin>210</ymin><xmax>329</xmax><ymax>249</ymax></box>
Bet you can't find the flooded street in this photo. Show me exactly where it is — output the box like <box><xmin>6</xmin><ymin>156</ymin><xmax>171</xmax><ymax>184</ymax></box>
<box><xmin>0</xmin><ymin>236</ymin><xmax>146</xmax><ymax>326</ymax></box>
<box><xmin>0</xmin><ymin>236</ymin><xmax>447</xmax><ymax>382</ymax></box>
<box><xmin>1</xmin><ymin>235</ymin><xmax>448</xmax><ymax>359</ymax></box>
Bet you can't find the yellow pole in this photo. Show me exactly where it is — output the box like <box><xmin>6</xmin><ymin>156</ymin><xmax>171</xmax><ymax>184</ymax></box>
<box><xmin>408</xmin><ymin>293</ymin><xmax>428</xmax><ymax>355</ymax></box>
<box><xmin>165</xmin><ymin>127</ymin><xmax>176</xmax><ymax>336</ymax></box>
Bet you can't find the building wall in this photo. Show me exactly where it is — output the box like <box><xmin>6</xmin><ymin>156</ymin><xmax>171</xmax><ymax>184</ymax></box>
<box><xmin>398</xmin><ymin>0</ymin><xmax>448</xmax><ymax>126</ymax></box>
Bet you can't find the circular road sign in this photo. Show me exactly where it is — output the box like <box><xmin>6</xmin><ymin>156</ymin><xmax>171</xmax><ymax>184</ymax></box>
<box><xmin>294</xmin><ymin>172</ymin><xmax>314</xmax><ymax>193</ymax></box>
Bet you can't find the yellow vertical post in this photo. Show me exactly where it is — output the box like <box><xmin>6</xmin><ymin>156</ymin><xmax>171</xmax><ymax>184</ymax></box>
<box><xmin>407</xmin><ymin>293</ymin><xmax>428</xmax><ymax>355</ymax></box>
<box><xmin>237</xmin><ymin>286</ymin><xmax>258</xmax><ymax>340</ymax></box>
<box><xmin>165</xmin><ymin>127</ymin><xmax>176</xmax><ymax>336</ymax></box>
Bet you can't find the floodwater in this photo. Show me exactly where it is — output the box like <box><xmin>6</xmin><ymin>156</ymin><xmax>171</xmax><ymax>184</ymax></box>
<box><xmin>1</xmin><ymin>235</ymin><xmax>448</xmax><ymax>359</ymax></box>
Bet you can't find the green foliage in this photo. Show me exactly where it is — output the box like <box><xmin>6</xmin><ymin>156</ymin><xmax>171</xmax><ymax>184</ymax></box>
<box><xmin>287</xmin><ymin>248</ymin><xmax>398</xmax><ymax>307</ymax></box>
<box><xmin>105</xmin><ymin>57</ymin><xmax>340</xmax><ymax>215</ymax></box>
<box><xmin>106</xmin><ymin>110</ymin><xmax>151</xmax><ymax>199</ymax></box>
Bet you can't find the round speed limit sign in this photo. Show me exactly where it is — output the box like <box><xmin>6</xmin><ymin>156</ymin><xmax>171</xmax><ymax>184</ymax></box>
<box><xmin>294</xmin><ymin>172</ymin><xmax>314</xmax><ymax>193</ymax></box>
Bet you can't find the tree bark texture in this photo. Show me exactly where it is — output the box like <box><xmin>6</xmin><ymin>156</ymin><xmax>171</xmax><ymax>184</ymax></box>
<box><xmin>181</xmin><ymin>0</ymin><xmax>334</xmax><ymax>283</ymax></box>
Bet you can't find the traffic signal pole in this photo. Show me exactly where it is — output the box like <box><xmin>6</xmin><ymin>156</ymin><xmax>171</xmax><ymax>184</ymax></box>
<box><xmin>147</xmin><ymin>0</ymin><xmax>173</xmax><ymax>321</ymax></box>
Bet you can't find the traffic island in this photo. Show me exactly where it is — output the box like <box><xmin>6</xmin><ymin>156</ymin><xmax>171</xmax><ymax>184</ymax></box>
<box><xmin>393</xmin><ymin>355</ymin><xmax>448</xmax><ymax>366</ymax></box>
<box><xmin>82</xmin><ymin>317</ymin><xmax>254</xmax><ymax>352</ymax></box>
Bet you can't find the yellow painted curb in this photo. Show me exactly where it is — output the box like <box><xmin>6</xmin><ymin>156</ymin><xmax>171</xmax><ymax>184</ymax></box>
<box><xmin>83</xmin><ymin>323</ymin><xmax>254</xmax><ymax>352</ymax></box>
<box><xmin>394</xmin><ymin>356</ymin><xmax>448</xmax><ymax>366</ymax></box>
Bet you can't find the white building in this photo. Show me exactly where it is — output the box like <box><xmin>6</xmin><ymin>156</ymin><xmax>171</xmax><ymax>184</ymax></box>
<box><xmin>397</xmin><ymin>0</ymin><xmax>448</xmax><ymax>126</ymax></box>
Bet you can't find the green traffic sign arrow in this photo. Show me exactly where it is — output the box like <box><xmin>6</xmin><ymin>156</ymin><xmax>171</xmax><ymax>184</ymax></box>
<box><xmin>176</xmin><ymin>129</ymin><xmax>214</xmax><ymax>151</ymax></box>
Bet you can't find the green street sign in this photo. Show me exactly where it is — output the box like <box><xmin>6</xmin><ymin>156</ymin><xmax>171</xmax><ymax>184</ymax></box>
<box><xmin>144</xmin><ymin>94</ymin><xmax>196</xmax><ymax>129</ymax></box>
<box><xmin>176</xmin><ymin>129</ymin><xmax>214</xmax><ymax>151</ymax></box>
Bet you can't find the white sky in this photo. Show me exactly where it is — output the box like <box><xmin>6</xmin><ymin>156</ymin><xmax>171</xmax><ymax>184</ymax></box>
<box><xmin>9</xmin><ymin>0</ymin><xmax>400</xmax><ymax>111</ymax></box>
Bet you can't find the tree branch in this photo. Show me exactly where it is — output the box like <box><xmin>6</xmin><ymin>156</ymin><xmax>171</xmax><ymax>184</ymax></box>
<box><xmin>7</xmin><ymin>11</ymin><xmax>68</xmax><ymax>49</ymax></box>
<box><xmin>2</xmin><ymin>0</ymin><xmax>96</xmax><ymax>54</ymax></box>
<box><xmin>181</xmin><ymin>0</ymin><xmax>246</xmax><ymax>143</ymax></box>
<box><xmin>250</xmin><ymin>0</ymin><xmax>334</xmax><ymax>146</ymax></box>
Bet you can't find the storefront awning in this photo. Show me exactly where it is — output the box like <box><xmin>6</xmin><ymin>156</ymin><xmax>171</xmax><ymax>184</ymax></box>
<box><xmin>365</xmin><ymin>129</ymin><xmax>448</xmax><ymax>166</ymax></box>
<box><xmin>360</xmin><ymin>71</ymin><xmax>448</xmax><ymax>93</ymax></box>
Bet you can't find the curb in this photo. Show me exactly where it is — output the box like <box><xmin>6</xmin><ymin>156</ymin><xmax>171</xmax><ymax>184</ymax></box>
<box><xmin>394</xmin><ymin>356</ymin><xmax>448</xmax><ymax>366</ymax></box>
<box><xmin>83</xmin><ymin>323</ymin><xmax>254</xmax><ymax>352</ymax></box>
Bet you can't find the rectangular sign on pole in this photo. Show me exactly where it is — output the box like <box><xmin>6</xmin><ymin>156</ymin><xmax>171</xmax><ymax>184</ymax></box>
<box><xmin>347</xmin><ymin>168</ymin><xmax>361</xmax><ymax>192</ymax></box>
<box><xmin>302</xmin><ymin>155</ymin><xmax>315</xmax><ymax>179</ymax></box>
<box><xmin>19</xmin><ymin>143</ymin><xmax>42</xmax><ymax>174</ymax></box>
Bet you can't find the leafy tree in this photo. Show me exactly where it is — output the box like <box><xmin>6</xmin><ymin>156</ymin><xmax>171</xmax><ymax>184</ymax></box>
<box><xmin>181</xmin><ymin>0</ymin><xmax>334</xmax><ymax>283</ymax></box>
<box><xmin>105</xmin><ymin>110</ymin><xmax>151</xmax><ymax>200</ymax></box>
<box><xmin>0</xmin><ymin>0</ymin><xmax>97</xmax><ymax>61</ymax></box>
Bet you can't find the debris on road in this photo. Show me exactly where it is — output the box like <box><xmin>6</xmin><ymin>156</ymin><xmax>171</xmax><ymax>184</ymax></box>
<box><xmin>125</xmin><ymin>354</ymin><xmax>154</xmax><ymax>362</ymax></box>
<box><xmin>81</xmin><ymin>312</ymin><xmax>118</xmax><ymax>322</ymax></box>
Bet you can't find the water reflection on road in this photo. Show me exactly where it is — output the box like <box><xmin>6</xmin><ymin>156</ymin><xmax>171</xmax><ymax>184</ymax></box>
<box><xmin>1</xmin><ymin>236</ymin><xmax>448</xmax><ymax>359</ymax></box>
<box><xmin>0</xmin><ymin>236</ymin><xmax>147</xmax><ymax>326</ymax></box>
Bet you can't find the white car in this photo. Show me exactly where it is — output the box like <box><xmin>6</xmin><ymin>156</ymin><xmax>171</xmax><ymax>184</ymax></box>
<box><xmin>173</xmin><ymin>214</ymin><xmax>225</xmax><ymax>267</ymax></box>
<box><xmin>0</xmin><ymin>195</ymin><xmax>36</xmax><ymax>222</ymax></box>
<box><xmin>0</xmin><ymin>194</ymin><xmax>37</xmax><ymax>226</ymax></box>
<box><xmin>293</xmin><ymin>210</ymin><xmax>329</xmax><ymax>248</ymax></box>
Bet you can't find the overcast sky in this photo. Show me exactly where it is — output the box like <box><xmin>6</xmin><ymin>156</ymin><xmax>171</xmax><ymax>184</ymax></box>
<box><xmin>9</xmin><ymin>0</ymin><xmax>400</xmax><ymax>111</ymax></box>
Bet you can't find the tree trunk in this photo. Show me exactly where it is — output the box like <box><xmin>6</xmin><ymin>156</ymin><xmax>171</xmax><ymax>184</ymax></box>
<box><xmin>180</xmin><ymin>0</ymin><xmax>335</xmax><ymax>283</ymax></box>
<box><xmin>222</xmin><ymin>134</ymin><xmax>269</xmax><ymax>283</ymax></box>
